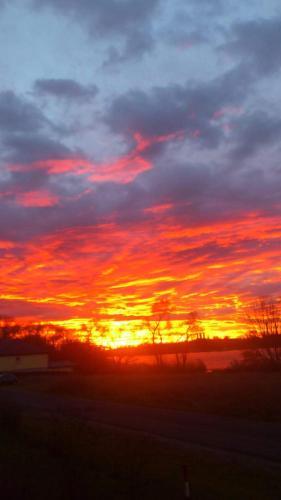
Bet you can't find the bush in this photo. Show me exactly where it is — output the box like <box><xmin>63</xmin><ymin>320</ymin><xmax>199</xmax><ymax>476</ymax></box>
<box><xmin>228</xmin><ymin>350</ymin><xmax>281</xmax><ymax>372</ymax></box>
<box><xmin>58</xmin><ymin>341</ymin><xmax>108</xmax><ymax>373</ymax></box>
<box><xmin>159</xmin><ymin>358</ymin><xmax>207</xmax><ymax>373</ymax></box>
<box><xmin>185</xmin><ymin>359</ymin><xmax>207</xmax><ymax>372</ymax></box>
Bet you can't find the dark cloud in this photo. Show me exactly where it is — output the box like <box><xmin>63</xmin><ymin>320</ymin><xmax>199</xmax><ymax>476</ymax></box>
<box><xmin>2</xmin><ymin>133</ymin><xmax>74</xmax><ymax>164</ymax></box>
<box><xmin>223</xmin><ymin>17</ymin><xmax>281</xmax><ymax>76</ymax></box>
<box><xmin>104</xmin><ymin>29</ymin><xmax>155</xmax><ymax>66</ymax></box>
<box><xmin>31</xmin><ymin>0</ymin><xmax>159</xmax><ymax>60</ymax></box>
<box><xmin>105</xmin><ymin>65</ymin><xmax>252</xmax><ymax>149</ymax></box>
<box><xmin>230</xmin><ymin>111</ymin><xmax>281</xmax><ymax>161</ymax></box>
<box><xmin>0</xmin><ymin>147</ymin><xmax>280</xmax><ymax>247</ymax></box>
<box><xmin>1</xmin><ymin>70</ymin><xmax>278</xmax><ymax>249</ymax></box>
<box><xmin>0</xmin><ymin>187</ymin><xmax>98</xmax><ymax>242</ymax></box>
<box><xmin>72</xmin><ymin>153</ymin><xmax>280</xmax><ymax>232</ymax></box>
<box><xmin>34</xmin><ymin>78</ymin><xmax>98</xmax><ymax>102</ymax></box>
<box><xmin>0</xmin><ymin>164</ymin><xmax>49</xmax><ymax>195</ymax></box>
<box><xmin>31</xmin><ymin>0</ymin><xmax>159</xmax><ymax>33</ymax></box>
<box><xmin>107</xmin><ymin>148</ymin><xmax>281</xmax><ymax>228</ymax></box>
<box><xmin>0</xmin><ymin>91</ymin><xmax>46</xmax><ymax>133</ymax></box>
<box><xmin>0</xmin><ymin>91</ymin><xmax>64</xmax><ymax>173</ymax></box>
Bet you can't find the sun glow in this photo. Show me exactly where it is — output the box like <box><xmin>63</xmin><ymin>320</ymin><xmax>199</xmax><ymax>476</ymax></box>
<box><xmin>50</xmin><ymin>316</ymin><xmax>246</xmax><ymax>348</ymax></box>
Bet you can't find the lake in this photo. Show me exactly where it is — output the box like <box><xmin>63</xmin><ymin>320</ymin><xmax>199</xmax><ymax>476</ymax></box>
<box><xmin>117</xmin><ymin>349</ymin><xmax>244</xmax><ymax>371</ymax></box>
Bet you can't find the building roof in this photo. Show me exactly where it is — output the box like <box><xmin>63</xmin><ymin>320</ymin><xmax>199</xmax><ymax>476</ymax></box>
<box><xmin>0</xmin><ymin>339</ymin><xmax>48</xmax><ymax>357</ymax></box>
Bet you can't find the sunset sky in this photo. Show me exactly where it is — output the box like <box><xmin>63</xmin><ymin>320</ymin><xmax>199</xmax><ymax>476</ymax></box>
<box><xmin>0</xmin><ymin>0</ymin><xmax>280</xmax><ymax>345</ymax></box>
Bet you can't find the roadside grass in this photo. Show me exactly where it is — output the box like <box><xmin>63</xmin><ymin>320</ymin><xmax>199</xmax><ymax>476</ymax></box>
<box><xmin>0</xmin><ymin>406</ymin><xmax>280</xmax><ymax>500</ymax></box>
<box><xmin>19</xmin><ymin>371</ymin><xmax>281</xmax><ymax>422</ymax></box>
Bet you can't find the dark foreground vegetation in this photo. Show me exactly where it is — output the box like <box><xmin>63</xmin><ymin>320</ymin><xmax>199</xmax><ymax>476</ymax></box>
<box><xmin>21</xmin><ymin>371</ymin><xmax>281</xmax><ymax>422</ymax></box>
<box><xmin>0</xmin><ymin>404</ymin><xmax>280</xmax><ymax>500</ymax></box>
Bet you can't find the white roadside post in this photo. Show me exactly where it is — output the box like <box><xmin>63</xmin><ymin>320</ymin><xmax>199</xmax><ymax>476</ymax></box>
<box><xmin>183</xmin><ymin>464</ymin><xmax>191</xmax><ymax>499</ymax></box>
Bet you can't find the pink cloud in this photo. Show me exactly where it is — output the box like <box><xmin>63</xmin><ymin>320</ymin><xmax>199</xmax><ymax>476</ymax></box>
<box><xmin>9</xmin><ymin>157</ymin><xmax>93</xmax><ymax>176</ymax></box>
<box><xmin>8</xmin><ymin>131</ymin><xmax>183</xmax><ymax>186</ymax></box>
<box><xmin>16</xmin><ymin>190</ymin><xmax>59</xmax><ymax>207</ymax></box>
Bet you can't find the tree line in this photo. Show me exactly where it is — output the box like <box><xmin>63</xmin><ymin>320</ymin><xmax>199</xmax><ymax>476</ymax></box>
<box><xmin>1</xmin><ymin>296</ymin><xmax>281</xmax><ymax>371</ymax></box>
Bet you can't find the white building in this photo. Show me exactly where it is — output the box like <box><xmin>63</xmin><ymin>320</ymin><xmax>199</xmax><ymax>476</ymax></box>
<box><xmin>0</xmin><ymin>340</ymin><xmax>49</xmax><ymax>373</ymax></box>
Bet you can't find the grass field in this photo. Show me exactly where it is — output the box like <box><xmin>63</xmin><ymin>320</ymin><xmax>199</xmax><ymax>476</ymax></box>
<box><xmin>20</xmin><ymin>371</ymin><xmax>281</xmax><ymax>421</ymax></box>
<box><xmin>0</xmin><ymin>406</ymin><xmax>280</xmax><ymax>500</ymax></box>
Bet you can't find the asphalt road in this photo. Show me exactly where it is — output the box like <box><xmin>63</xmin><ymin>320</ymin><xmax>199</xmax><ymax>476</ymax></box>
<box><xmin>1</xmin><ymin>387</ymin><xmax>281</xmax><ymax>464</ymax></box>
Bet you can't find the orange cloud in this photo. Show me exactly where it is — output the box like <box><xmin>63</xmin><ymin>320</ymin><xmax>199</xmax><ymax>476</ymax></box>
<box><xmin>1</xmin><ymin>209</ymin><xmax>280</xmax><ymax>345</ymax></box>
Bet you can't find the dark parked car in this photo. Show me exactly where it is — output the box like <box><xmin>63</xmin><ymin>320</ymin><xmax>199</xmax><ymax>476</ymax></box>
<box><xmin>0</xmin><ymin>373</ymin><xmax>18</xmax><ymax>385</ymax></box>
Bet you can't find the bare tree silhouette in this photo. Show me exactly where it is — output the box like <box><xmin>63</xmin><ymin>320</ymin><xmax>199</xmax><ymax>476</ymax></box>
<box><xmin>245</xmin><ymin>297</ymin><xmax>281</xmax><ymax>363</ymax></box>
<box><xmin>176</xmin><ymin>311</ymin><xmax>205</xmax><ymax>368</ymax></box>
<box><xmin>145</xmin><ymin>297</ymin><xmax>171</xmax><ymax>368</ymax></box>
